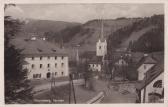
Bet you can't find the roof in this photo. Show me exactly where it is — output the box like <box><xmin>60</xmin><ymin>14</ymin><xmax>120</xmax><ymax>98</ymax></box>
<box><xmin>88</xmin><ymin>56</ymin><xmax>103</xmax><ymax>64</ymax></box>
<box><xmin>11</xmin><ymin>38</ymin><xmax>68</xmax><ymax>57</ymax></box>
<box><xmin>137</xmin><ymin>55</ymin><xmax>157</xmax><ymax>69</ymax></box>
<box><xmin>136</xmin><ymin>60</ymin><xmax>164</xmax><ymax>90</ymax></box>
<box><xmin>143</xmin><ymin>56</ymin><xmax>157</xmax><ymax>64</ymax></box>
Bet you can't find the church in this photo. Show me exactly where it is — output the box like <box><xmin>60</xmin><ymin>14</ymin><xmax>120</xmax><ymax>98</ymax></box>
<box><xmin>88</xmin><ymin>19</ymin><xmax>107</xmax><ymax>72</ymax></box>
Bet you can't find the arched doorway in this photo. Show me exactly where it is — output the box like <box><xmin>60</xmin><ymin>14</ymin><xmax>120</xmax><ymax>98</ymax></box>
<box><xmin>46</xmin><ymin>72</ymin><xmax>51</xmax><ymax>78</ymax></box>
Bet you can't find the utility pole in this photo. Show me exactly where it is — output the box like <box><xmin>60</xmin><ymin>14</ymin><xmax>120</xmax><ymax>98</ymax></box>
<box><xmin>69</xmin><ymin>74</ymin><xmax>77</xmax><ymax>104</ymax></box>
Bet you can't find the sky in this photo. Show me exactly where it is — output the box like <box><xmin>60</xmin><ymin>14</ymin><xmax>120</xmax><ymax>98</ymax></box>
<box><xmin>5</xmin><ymin>3</ymin><xmax>164</xmax><ymax>23</ymax></box>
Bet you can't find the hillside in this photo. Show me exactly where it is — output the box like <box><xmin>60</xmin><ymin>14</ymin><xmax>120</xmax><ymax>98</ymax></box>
<box><xmin>108</xmin><ymin>14</ymin><xmax>164</xmax><ymax>53</ymax></box>
<box><xmin>12</xmin><ymin>15</ymin><xmax>164</xmax><ymax>61</ymax></box>
<box><xmin>17</xmin><ymin>19</ymin><xmax>81</xmax><ymax>37</ymax></box>
<box><xmin>46</xmin><ymin>18</ymin><xmax>141</xmax><ymax>53</ymax></box>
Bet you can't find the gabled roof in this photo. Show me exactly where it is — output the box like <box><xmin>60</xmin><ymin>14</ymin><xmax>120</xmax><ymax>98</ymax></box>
<box><xmin>11</xmin><ymin>38</ymin><xmax>68</xmax><ymax>57</ymax></box>
<box><xmin>88</xmin><ymin>56</ymin><xmax>103</xmax><ymax>64</ymax></box>
<box><xmin>137</xmin><ymin>56</ymin><xmax>157</xmax><ymax>69</ymax></box>
<box><xmin>143</xmin><ymin>56</ymin><xmax>157</xmax><ymax>64</ymax></box>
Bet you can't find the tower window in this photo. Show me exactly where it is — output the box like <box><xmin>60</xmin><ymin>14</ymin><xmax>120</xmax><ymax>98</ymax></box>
<box><xmin>99</xmin><ymin>46</ymin><xmax>101</xmax><ymax>49</ymax></box>
<box><xmin>55</xmin><ymin>56</ymin><xmax>57</xmax><ymax>60</ymax></box>
<box><xmin>61</xmin><ymin>56</ymin><xmax>64</xmax><ymax>60</ymax></box>
<box><xmin>55</xmin><ymin>63</ymin><xmax>57</xmax><ymax>68</ymax></box>
<box><xmin>32</xmin><ymin>57</ymin><xmax>34</xmax><ymax>60</ymax></box>
<box><xmin>47</xmin><ymin>64</ymin><xmax>50</xmax><ymax>68</ymax></box>
<box><xmin>61</xmin><ymin>63</ymin><xmax>64</xmax><ymax>67</ymax></box>
<box><xmin>61</xmin><ymin>72</ymin><xmax>64</xmax><ymax>75</ymax></box>
<box><xmin>40</xmin><ymin>56</ymin><xmax>42</xmax><ymax>60</ymax></box>
<box><xmin>47</xmin><ymin>56</ymin><xmax>50</xmax><ymax>60</ymax></box>
<box><xmin>55</xmin><ymin>72</ymin><xmax>57</xmax><ymax>76</ymax></box>
<box><xmin>40</xmin><ymin>64</ymin><xmax>42</xmax><ymax>68</ymax></box>
<box><xmin>32</xmin><ymin>64</ymin><xmax>35</xmax><ymax>69</ymax></box>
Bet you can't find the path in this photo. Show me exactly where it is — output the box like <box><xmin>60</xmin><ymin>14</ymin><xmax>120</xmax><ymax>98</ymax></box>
<box><xmin>33</xmin><ymin>79</ymin><xmax>84</xmax><ymax>92</ymax></box>
<box><xmin>93</xmin><ymin>79</ymin><xmax>137</xmax><ymax>103</ymax></box>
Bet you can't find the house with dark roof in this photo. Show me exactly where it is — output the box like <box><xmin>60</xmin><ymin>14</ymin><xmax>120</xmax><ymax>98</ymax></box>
<box><xmin>137</xmin><ymin>55</ymin><xmax>157</xmax><ymax>81</ymax></box>
<box><xmin>136</xmin><ymin>60</ymin><xmax>164</xmax><ymax>103</ymax></box>
<box><xmin>12</xmin><ymin>37</ymin><xmax>69</xmax><ymax>79</ymax></box>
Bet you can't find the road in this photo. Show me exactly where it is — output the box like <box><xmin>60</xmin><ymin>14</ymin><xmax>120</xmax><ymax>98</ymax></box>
<box><xmin>92</xmin><ymin>79</ymin><xmax>137</xmax><ymax>103</ymax></box>
<box><xmin>33</xmin><ymin>79</ymin><xmax>84</xmax><ymax>92</ymax></box>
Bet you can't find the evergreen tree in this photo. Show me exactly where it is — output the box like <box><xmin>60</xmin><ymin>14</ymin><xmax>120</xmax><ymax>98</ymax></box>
<box><xmin>4</xmin><ymin>5</ymin><xmax>33</xmax><ymax>103</ymax></box>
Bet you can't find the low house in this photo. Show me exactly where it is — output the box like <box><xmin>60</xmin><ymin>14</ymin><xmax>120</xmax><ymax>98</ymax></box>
<box><xmin>136</xmin><ymin>59</ymin><xmax>164</xmax><ymax>103</ymax></box>
<box><xmin>137</xmin><ymin>55</ymin><xmax>157</xmax><ymax>81</ymax></box>
<box><xmin>88</xmin><ymin>56</ymin><xmax>103</xmax><ymax>72</ymax></box>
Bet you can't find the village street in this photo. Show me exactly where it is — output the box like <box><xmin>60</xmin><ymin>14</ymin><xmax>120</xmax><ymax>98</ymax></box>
<box><xmin>33</xmin><ymin>78</ymin><xmax>137</xmax><ymax>103</ymax></box>
<box><xmin>33</xmin><ymin>79</ymin><xmax>85</xmax><ymax>92</ymax></box>
<box><xmin>92</xmin><ymin>79</ymin><xmax>137</xmax><ymax>103</ymax></box>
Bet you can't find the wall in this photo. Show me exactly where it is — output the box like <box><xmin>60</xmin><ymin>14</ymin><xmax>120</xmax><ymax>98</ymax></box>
<box><xmin>138</xmin><ymin>64</ymin><xmax>155</xmax><ymax>80</ymax></box>
<box><xmin>140</xmin><ymin>72</ymin><xmax>163</xmax><ymax>103</ymax></box>
<box><xmin>89</xmin><ymin>63</ymin><xmax>101</xmax><ymax>72</ymax></box>
<box><xmin>96</xmin><ymin>40</ymin><xmax>107</xmax><ymax>56</ymax></box>
<box><xmin>24</xmin><ymin>55</ymin><xmax>69</xmax><ymax>79</ymax></box>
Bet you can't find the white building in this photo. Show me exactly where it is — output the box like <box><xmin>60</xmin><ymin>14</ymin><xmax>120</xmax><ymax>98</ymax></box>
<box><xmin>137</xmin><ymin>61</ymin><xmax>164</xmax><ymax>103</ymax></box>
<box><xmin>89</xmin><ymin>62</ymin><xmax>101</xmax><ymax>72</ymax></box>
<box><xmin>18</xmin><ymin>38</ymin><xmax>69</xmax><ymax>79</ymax></box>
<box><xmin>96</xmin><ymin>39</ymin><xmax>107</xmax><ymax>57</ymax></box>
<box><xmin>137</xmin><ymin>56</ymin><xmax>157</xmax><ymax>81</ymax></box>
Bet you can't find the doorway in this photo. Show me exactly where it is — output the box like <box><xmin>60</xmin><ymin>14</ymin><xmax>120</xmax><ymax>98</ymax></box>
<box><xmin>47</xmin><ymin>72</ymin><xmax>51</xmax><ymax>78</ymax></box>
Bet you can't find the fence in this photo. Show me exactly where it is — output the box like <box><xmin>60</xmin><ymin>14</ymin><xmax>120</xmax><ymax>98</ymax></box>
<box><xmin>86</xmin><ymin>91</ymin><xmax>105</xmax><ymax>104</ymax></box>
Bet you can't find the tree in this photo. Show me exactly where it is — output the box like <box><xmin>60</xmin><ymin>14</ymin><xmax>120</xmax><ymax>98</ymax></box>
<box><xmin>4</xmin><ymin>5</ymin><xmax>33</xmax><ymax>103</ymax></box>
<box><xmin>83</xmin><ymin>61</ymin><xmax>95</xmax><ymax>91</ymax></box>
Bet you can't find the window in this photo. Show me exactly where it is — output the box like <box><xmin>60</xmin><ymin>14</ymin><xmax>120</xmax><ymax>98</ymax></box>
<box><xmin>61</xmin><ymin>56</ymin><xmax>64</xmax><ymax>60</ymax></box>
<box><xmin>32</xmin><ymin>57</ymin><xmax>34</xmax><ymax>60</ymax></box>
<box><xmin>32</xmin><ymin>64</ymin><xmax>35</xmax><ymax>69</ymax></box>
<box><xmin>33</xmin><ymin>74</ymin><xmax>41</xmax><ymax>78</ymax></box>
<box><xmin>47</xmin><ymin>64</ymin><xmax>50</xmax><ymax>68</ymax></box>
<box><xmin>55</xmin><ymin>56</ymin><xmax>57</xmax><ymax>60</ymax></box>
<box><xmin>61</xmin><ymin>72</ymin><xmax>64</xmax><ymax>75</ymax></box>
<box><xmin>55</xmin><ymin>63</ymin><xmax>57</xmax><ymax>68</ymax></box>
<box><xmin>55</xmin><ymin>72</ymin><xmax>57</xmax><ymax>76</ymax></box>
<box><xmin>40</xmin><ymin>56</ymin><xmax>43</xmax><ymax>60</ymax></box>
<box><xmin>99</xmin><ymin>46</ymin><xmax>101</xmax><ymax>49</ymax></box>
<box><xmin>39</xmin><ymin>74</ymin><xmax>41</xmax><ymax>78</ymax></box>
<box><xmin>47</xmin><ymin>56</ymin><xmax>50</xmax><ymax>60</ymax></box>
<box><xmin>153</xmin><ymin>80</ymin><xmax>162</xmax><ymax>88</ymax></box>
<box><xmin>40</xmin><ymin>64</ymin><xmax>42</xmax><ymax>68</ymax></box>
<box><xmin>144</xmin><ymin>65</ymin><xmax>146</xmax><ymax>69</ymax></box>
<box><xmin>61</xmin><ymin>63</ymin><xmax>64</xmax><ymax>67</ymax></box>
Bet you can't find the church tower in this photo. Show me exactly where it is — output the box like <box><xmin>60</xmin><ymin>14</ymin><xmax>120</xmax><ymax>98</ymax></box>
<box><xmin>96</xmin><ymin>19</ymin><xmax>107</xmax><ymax>57</ymax></box>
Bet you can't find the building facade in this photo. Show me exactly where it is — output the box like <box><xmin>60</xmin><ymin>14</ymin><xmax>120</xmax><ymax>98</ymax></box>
<box><xmin>137</xmin><ymin>56</ymin><xmax>157</xmax><ymax>81</ymax></box>
<box><xmin>13</xmin><ymin>36</ymin><xmax>69</xmax><ymax>79</ymax></box>
<box><xmin>23</xmin><ymin>55</ymin><xmax>69</xmax><ymax>79</ymax></box>
<box><xmin>96</xmin><ymin>39</ymin><xmax>107</xmax><ymax>57</ymax></box>
<box><xmin>89</xmin><ymin>63</ymin><xmax>101</xmax><ymax>72</ymax></box>
<box><xmin>140</xmin><ymin>72</ymin><xmax>163</xmax><ymax>103</ymax></box>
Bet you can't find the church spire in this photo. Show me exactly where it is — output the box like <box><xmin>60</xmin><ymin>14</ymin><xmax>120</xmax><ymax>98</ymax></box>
<box><xmin>101</xmin><ymin>19</ymin><xmax>104</xmax><ymax>40</ymax></box>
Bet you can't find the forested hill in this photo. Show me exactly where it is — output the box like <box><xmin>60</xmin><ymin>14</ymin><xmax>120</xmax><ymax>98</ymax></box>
<box><xmin>107</xmin><ymin>14</ymin><xmax>164</xmax><ymax>53</ymax></box>
<box><xmin>13</xmin><ymin>14</ymin><xmax>164</xmax><ymax>60</ymax></box>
